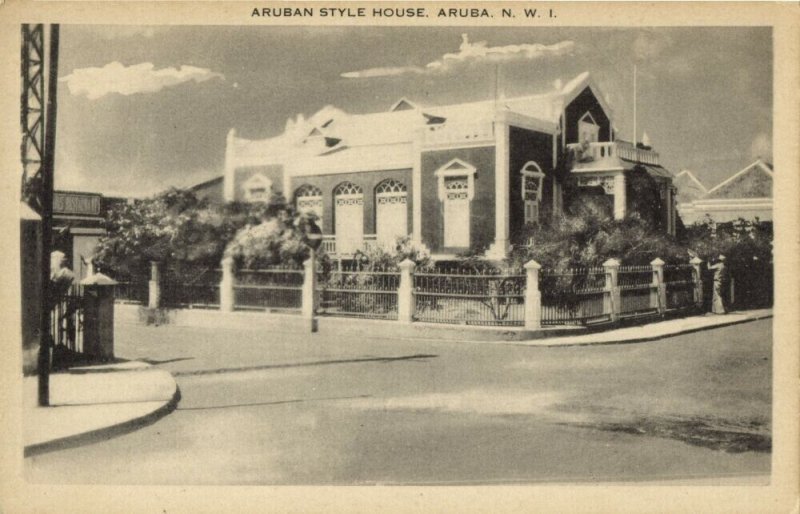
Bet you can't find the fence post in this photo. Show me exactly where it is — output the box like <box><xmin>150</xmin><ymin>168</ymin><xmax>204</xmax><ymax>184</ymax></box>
<box><xmin>148</xmin><ymin>261</ymin><xmax>161</xmax><ymax>309</ymax></box>
<box><xmin>302</xmin><ymin>251</ymin><xmax>317</xmax><ymax>332</ymax></box>
<box><xmin>690</xmin><ymin>256</ymin><xmax>703</xmax><ymax>308</ymax></box>
<box><xmin>524</xmin><ymin>260</ymin><xmax>542</xmax><ymax>330</ymax></box>
<box><xmin>220</xmin><ymin>257</ymin><xmax>234</xmax><ymax>313</ymax></box>
<box><xmin>650</xmin><ymin>257</ymin><xmax>666</xmax><ymax>314</ymax></box>
<box><xmin>603</xmin><ymin>258</ymin><xmax>620</xmax><ymax>322</ymax></box>
<box><xmin>397</xmin><ymin>259</ymin><xmax>416</xmax><ymax>323</ymax></box>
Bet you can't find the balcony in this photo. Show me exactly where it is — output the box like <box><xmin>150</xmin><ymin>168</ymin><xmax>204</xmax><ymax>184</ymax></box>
<box><xmin>567</xmin><ymin>141</ymin><xmax>660</xmax><ymax>171</ymax></box>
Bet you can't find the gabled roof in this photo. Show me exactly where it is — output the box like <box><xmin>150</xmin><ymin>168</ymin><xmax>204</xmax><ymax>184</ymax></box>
<box><xmin>705</xmin><ymin>159</ymin><xmax>773</xmax><ymax>199</ymax></box>
<box><xmin>229</xmin><ymin>72</ymin><xmax>608</xmax><ymax>168</ymax></box>
<box><xmin>673</xmin><ymin>169</ymin><xmax>707</xmax><ymax>203</ymax></box>
<box><xmin>389</xmin><ymin>98</ymin><xmax>419</xmax><ymax>112</ymax></box>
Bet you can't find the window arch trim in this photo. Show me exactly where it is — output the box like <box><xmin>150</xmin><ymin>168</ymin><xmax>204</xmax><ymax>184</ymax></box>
<box><xmin>434</xmin><ymin>158</ymin><xmax>477</xmax><ymax>201</ymax></box>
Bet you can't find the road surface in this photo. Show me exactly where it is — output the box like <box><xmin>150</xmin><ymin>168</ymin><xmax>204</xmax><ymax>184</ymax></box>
<box><xmin>26</xmin><ymin>319</ymin><xmax>772</xmax><ymax>485</ymax></box>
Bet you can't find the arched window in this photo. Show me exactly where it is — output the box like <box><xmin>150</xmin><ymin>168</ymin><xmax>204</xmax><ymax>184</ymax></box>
<box><xmin>520</xmin><ymin>161</ymin><xmax>545</xmax><ymax>225</ymax></box>
<box><xmin>375</xmin><ymin>179</ymin><xmax>408</xmax><ymax>247</ymax></box>
<box><xmin>333</xmin><ymin>182</ymin><xmax>364</xmax><ymax>255</ymax></box>
<box><xmin>294</xmin><ymin>184</ymin><xmax>323</xmax><ymax>225</ymax></box>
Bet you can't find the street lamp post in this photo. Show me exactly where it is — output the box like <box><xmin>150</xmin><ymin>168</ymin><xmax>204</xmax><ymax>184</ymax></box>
<box><xmin>300</xmin><ymin>218</ymin><xmax>322</xmax><ymax>332</ymax></box>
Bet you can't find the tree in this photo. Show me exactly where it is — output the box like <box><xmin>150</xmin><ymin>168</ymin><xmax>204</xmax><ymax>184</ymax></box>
<box><xmin>94</xmin><ymin>188</ymin><xmax>293</xmax><ymax>277</ymax></box>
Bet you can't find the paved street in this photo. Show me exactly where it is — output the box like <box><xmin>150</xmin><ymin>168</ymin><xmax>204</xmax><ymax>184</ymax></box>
<box><xmin>26</xmin><ymin>319</ymin><xmax>772</xmax><ymax>485</ymax></box>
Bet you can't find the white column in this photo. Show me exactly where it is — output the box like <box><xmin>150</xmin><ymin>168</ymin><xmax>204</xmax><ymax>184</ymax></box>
<box><xmin>397</xmin><ymin>258</ymin><xmax>416</xmax><ymax>323</ymax></box>
<box><xmin>524</xmin><ymin>260</ymin><xmax>542</xmax><ymax>330</ymax></box>
<box><xmin>487</xmin><ymin>120</ymin><xmax>510</xmax><ymax>260</ymax></box>
<box><xmin>603</xmin><ymin>258</ymin><xmax>620</xmax><ymax>321</ymax></box>
<box><xmin>223</xmin><ymin>128</ymin><xmax>237</xmax><ymax>202</ymax></box>
<box><xmin>302</xmin><ymin>251</ymin><xmax>317</xmax><ymax>332</ymax></box>
<box><xmin>690</xmin><ymin>256</ymin><xmax>704</xmax><ymax>308</ymax></box>
<box><xmin>650</xmin><ymin>257</ymin><xmax>666</xmax><ymax>314</ymax></box>
<box><xmin>412</xmin><ymin>128</ymin><xmax>423</xmax><ymax>246</ymax></box>
<box><xmin>148</xmin><ymin>261</ymin><xmax>161</xmax><ymax>309</ymax></box>
<box><xmin>220</xmin><ymin>256</ymin><xmax>234</xmax><ymax>313</ymax></box>
<box><xmin>282</xmin><ymin>172</ymin><xmax>291</xmax><ymax>204</ymax></box>
<box><xmin>613</xmin><ymin>172</ymin><xmax>627</xmax><ymax>220</ymax></box>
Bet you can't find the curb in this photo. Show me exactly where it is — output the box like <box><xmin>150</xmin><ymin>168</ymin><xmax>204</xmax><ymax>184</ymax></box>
<box><xmin>23</xmin><ymin>383</ymin><xmax>181</xmax><ymax>458</ymax></box>
<box><xmin>517</xmin><ymin>311</ymin><xmax>773</xmax><ymax>348</ymax></box>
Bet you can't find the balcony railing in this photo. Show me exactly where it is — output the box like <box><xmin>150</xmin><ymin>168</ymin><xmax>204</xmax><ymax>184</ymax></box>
<box><xmin>322</xmin><ymin>234</ymin><xmax>379</xmax><ymax>258</ymax></box>
<box><xmin>567</xmin><ymin>141</ymin><xmax>660</xmax><ymax>167</ymax></box>
<box><xmin>421</xmin><ymin>121</ymin><xmax>495</xmax><ymax>147</ymax></box>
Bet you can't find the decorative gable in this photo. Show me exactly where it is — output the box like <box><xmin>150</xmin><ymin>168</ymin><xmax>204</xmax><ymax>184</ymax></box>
<box><xmin>242</xmin><ymin>173</ymin><xmax>273</xmax><ymax>202</ymax></box>
<box><xmin>705</xmin><ymin>160</ymin><xmax>773</xmax><ymax>200</ymax></box>
<box><xmin>390</xmin><ymin>98</ymin><xmax>418</xmax><ymax>112</ymax></box>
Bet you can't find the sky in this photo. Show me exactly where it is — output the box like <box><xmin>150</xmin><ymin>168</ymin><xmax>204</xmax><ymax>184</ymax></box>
<box><xmin>54</xmin><ymin>26</ymin><xmax>772</xmax><ymax>197</ymax></box>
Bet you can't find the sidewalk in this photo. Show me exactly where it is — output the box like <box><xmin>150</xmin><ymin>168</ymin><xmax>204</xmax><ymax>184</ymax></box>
<box><xmin>515</xmin><ymin>308</ymin><xmax>773</xmax><ymax>347</ymax></box>
<box><xmin>23</xmin><ymin>361</ymin><xmax>179</xmax><ymax>457</ymax></box>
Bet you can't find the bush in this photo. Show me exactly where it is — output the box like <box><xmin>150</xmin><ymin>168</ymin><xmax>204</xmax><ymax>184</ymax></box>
<box><xmin>509</xmin><ymin>196</ymin><xmax>688</xmax><ymax>270</ymax></box>
<box><xmin>350</xmin><ymin>236</ymin><xmax>431</xmax><ymax>271</ymax></box>
<box><xmin>224</xmin><ymin>218</ymin><xmax>311</xmax><ymax>269</ymax></box>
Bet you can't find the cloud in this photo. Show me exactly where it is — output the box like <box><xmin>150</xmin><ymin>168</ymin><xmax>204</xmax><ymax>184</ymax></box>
<box><xmin>82</xmin><ymin>26</ymin><xmax>158</xmax><ymax>40</ymax></box>
<box><xmin>60</xmin><ymin>62</ymin><xmax>225</xmax><ymax>100</ymax></box>
<box><xmin>749</xmin><ymin>133</ymin><xmax>772</xmax><ymax>161</ymax></box>
<box><xmin>341</xmin><ymin>34</ymin><xmax>574</xmax><ymax>79</ymax></box>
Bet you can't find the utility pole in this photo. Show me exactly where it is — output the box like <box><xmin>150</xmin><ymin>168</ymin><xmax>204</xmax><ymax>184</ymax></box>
<box><xmin>22</xmin><ymin>24</ymin><xmax>60</xmax><ymax>406</ymax></box>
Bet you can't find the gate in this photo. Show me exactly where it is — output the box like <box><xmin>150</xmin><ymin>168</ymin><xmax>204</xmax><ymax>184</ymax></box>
<box><xmin>50</xmin><ymin>284</ymin><xmax>84</xmax><ymax>352</ymax></box>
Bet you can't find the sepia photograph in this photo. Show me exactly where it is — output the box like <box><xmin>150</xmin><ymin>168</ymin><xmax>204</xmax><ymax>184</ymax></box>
<box><xmin>2</xmin><ymin>2</ymin><xmax>799</xmax><ymax>511</ymax></box>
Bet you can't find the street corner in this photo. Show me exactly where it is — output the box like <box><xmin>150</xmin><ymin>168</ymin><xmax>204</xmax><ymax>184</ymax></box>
<box><xmin>23</xmin><ymin>364</ymin><xmax>180</xmax><ymax>457</ymax></box>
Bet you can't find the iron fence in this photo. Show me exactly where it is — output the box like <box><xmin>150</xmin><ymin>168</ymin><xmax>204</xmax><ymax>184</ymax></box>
<box><xmin>113</xmin><ymin>276</ymin><xmax>149</xmax><ymax>304</ymax></box>
<box><xmin>413</xmin><ymin>267</ymin><xmax>525</xmax><ymax>326</ymax></box>
<box><xmin>235</xmin><ymin>266</ymin><xmax>304</xmax><ymax>312</ymax></box>
<box><xmin>617</xmin><ymin>265</ymin><xmax>657</xmax><ymax>317</ymax></box>
<box><xmin>162</xmin><ymin>265</ymin><xmax>221</xmax><ymax>309</ymax></box>
<box><xmin>663</xmin><ymin>264</ymin><xmax>696</xmax><ymax>311</ymax></box>
<box><xmin>50</xmin><ymin>284</ymin><xmax>84</xmax><ymax>352</ymax></box>
<box><xmin>317</xmin><ymin>265</ymin><xmax>399</xmax><ymax>319</ymax></box>
<box><xmin>540</xmin><ymin>267</ymin><xmax>610</xmax><ymax>325</ymax></box>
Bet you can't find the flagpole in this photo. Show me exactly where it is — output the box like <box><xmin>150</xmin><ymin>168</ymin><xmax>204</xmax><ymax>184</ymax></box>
<box><xmin>633</xmin><ymin>64</ymin><xmax>637</xmax><ymax>147</ymax></box>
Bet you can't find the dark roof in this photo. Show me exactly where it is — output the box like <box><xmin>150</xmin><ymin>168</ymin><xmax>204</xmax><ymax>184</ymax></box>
<box><xmin>190</xmin><ymin>176</ymin><xmax>223</xmax><ymax>191</ymax></box>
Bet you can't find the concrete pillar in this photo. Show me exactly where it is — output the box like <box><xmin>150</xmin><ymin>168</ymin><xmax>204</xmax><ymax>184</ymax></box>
<box><xmin>220</xmin><ymin>256</ymin><xmax>234</xmax><ymax>313</ymax></box>
<box><xmin>603</xmin><ymin>258</ymin><xmax>621</xmax><ymax>321</ymax></box>
<box><xmin>223</xmin><ymin>128</ymin><xmax>236</xmax><ymax>202</ymax></box>
<box><xmin>690</xmin><ymin>256</ymin><xmax>703</xmax><ymax>308</ymax></box>
<box><xmin>302</xmin><ymin>250</ymin><xmax>317</xmax><ymax>332</ymax></box>
<box><xmin>81</xmin><ymin>273</ymin><xmax>118</xmax><ymax>360</ymax></box>
<box><xmin>613</xmin><ymin>172</ymin><xmax>627</xmax><ymax>220</ymax></box>
<box><xmin>487</xmin><ymin>120</ymin><xmax>510</xmax><ymax>260</ymax></box>
<box><xmin>412</xmin><ymin>128</ymin><xmax>423</xmax><ymax>246</ymax></box>
<box><xmin>148</xmin><ymin>261</ymin><xmax>161</xmax><ymax>309</ymax></box>
<box><xmin>397</xmin><ymin>258</ymin><xmax>416</xmax><ymax>323</ymax></box>
<box><xmin>524</xmin><ymin>260</ymin><xmax>542</xmax><ymax>330</ymax></box>
<box><xmin>650</xmin><ymin>257</ymin><xmax>666</xmax><ymax>314</ymax></box>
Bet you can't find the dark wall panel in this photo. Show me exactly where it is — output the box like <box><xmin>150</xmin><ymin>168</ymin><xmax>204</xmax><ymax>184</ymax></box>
<box><xmin>420</xmin><ymin>146</ymin><xmax>496</xmax><ymax>253</ymax></box>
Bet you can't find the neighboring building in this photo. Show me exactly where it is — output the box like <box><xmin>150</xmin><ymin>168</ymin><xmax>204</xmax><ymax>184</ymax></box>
<box><xmin>673</xmin><ymin>169</ymin><xmax>707</xmax><ymax>207</ymax></box>
<box><xmin>52</xmin><ymin>190</ymin><xmax>122</xmax><ymax>280</ymax></box>
<box><xmin>677</xmin><ymin>159</ymin><xmax>773</xmax><ymax>225</ymax></box>
<box><xmin>196</xmin><ymin>72</ymin><xmax>676</xmax><ymax>259</ymax></box>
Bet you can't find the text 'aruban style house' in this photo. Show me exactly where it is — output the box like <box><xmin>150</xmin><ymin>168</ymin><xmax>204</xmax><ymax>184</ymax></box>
<box><xmin>195</xmin><ymin>72</ymin><xmax>677</xmax><ymax>259</ymax></box>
